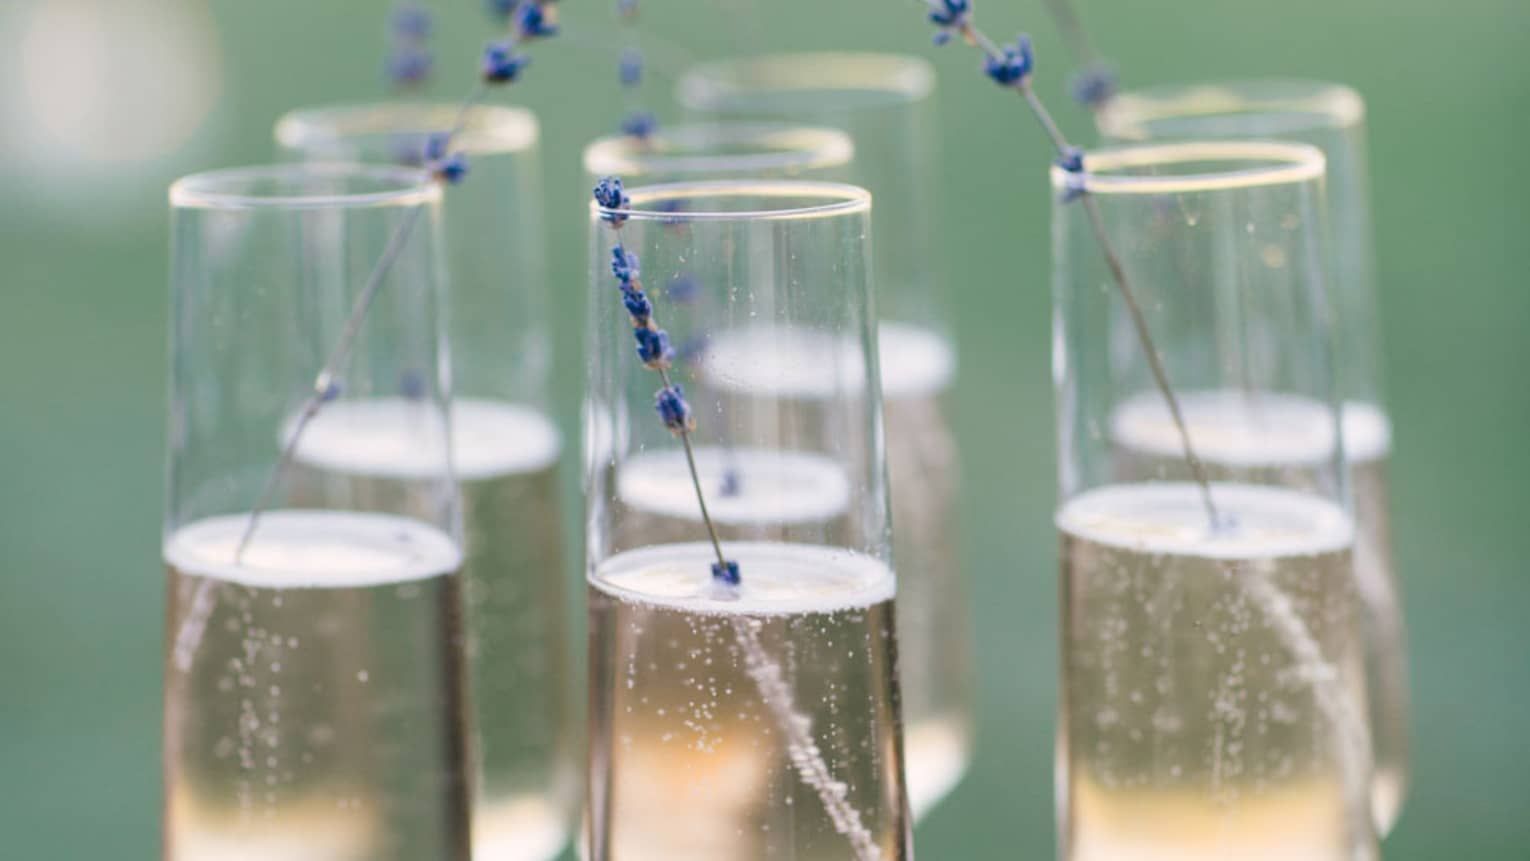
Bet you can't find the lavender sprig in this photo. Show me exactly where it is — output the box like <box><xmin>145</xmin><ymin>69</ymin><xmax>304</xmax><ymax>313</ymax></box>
<box><xmin>386</xmin><ymin>1</ymin><xmax>433</xmax><ymax>90</ymax></box>
<box><xmin>165</xmin><ymin>4</ymin><xmax>559</xmax><ymax>676</ymax></box>
<box><xmin>596</xmin><ymin>177</ymin><xmax>738</xmax><ymax>586</ymax></box>
<box><xmin>593</xmin><ymin>183</ymin><xmax>884</xmax><ymax>856</ymax></box>
<box><xmin>924</xmin><ymin>6</ymin><xmax>1218</xmax><ymax>526</ymax></box>
<box><xmin>1036</xmin><ymin>0</ymin><xmax>1117</xmax><ymax>109</ymax></box>
<box><xmin>614</xmin><ymin>0</ymin><xmax>658</xmax><ymax>140</ymax></box>
<box><xmin>231</xmin><ymin>1</ymin><xmax>553</xmax><ymax>565</ymax></box>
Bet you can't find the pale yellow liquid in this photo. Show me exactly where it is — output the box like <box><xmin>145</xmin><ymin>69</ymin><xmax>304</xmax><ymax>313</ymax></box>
<box><xmin>162</xmin><ymin>510</ymin><xmax>468</xmax><ymax>861</ymax></box>
<box><xmin>1058</xmin><ymin>483</ymin><xmax>1376</xmax><ymax>861</ymax></box>
<box><xmin>1110</xmin><ymin>390</ymin><xmax>1410</xmax><ymax>831</ymax></box>
<box><xmin>693</xmin><ymin>322</ymin><xmax>975</xmax><ymax>819</ymax></box>
<box><xmin>287</xmin><ymin>398</ymin><xmax>576</xmax><ymax>859</ymax></box>
<box><xmin>586</xmin><ymin>542</ymin><xmax>909</xmax><ymax>861</ymax></box>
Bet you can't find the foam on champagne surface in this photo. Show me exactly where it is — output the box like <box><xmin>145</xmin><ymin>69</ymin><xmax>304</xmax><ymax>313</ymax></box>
<box><xmin>165</xmin><ymin>510</ymin><xmax>462</xmax><ymax>588</ymax></box>
<box><xmin>1340</xmin><ymin>400</ymin><xmax>1391</xmax><ymax>463</ymax></box>
<box><xmin>617</xmin><ymin>446</ymin><xmax>851</xmax><ymax>525</ymax></box>
<box><xmin>1110</xmin><ymin>390</ymin><xmax>1391</xmax><ymax>466</ymax></box>
<box><xmin>286</xmin><ymin>397</ymin><xmax>561</xmax><ymax>481</ymax></box>
<box><xmin>699</xmin><ymin>321</ymin><xmax>955</xmax><ymax>400</ymax></box>
<box><xmin>878</xmin><ymin>321</ymin><xmax>957</xmax><ymax>397</ymax></box>
<box><xmin>1057</xmin><ymin>482</ymin><xmax>1354</xmax><ymax>560</ymax></box>
<box><xmin>592</xmin><ymin>541</ymin><xmax>895</xmax><ymax>616</ymax></box>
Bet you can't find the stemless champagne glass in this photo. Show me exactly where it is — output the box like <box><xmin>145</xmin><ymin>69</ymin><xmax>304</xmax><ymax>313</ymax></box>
<box><xmin>275</xmin><ymin>103</ymin><xmax>576</xmax><ymax>859</ymax></box>
<box><xmin>677</xmin><ymin>54</ymin><xmax>974</xmax><ymax>819</ymax></box>
<box><xmin>1096</xmin><ymin>82</ymin><xmax>1408</xmax><ymax>833</ymax></box>
<box><xmin>164</xmin><ymin>164</ymin><xmax>469</xmax><ymax>860</ymax></box>
<box><xmin>581</xmin><ymin>122</ymin><xmax>852</xmax><ymax>524</ymax></box>
<box><xmin>585</xmin><ymin>180</ymin><xmax>910</xmax><ymax>860</ymax></box>
<box><xmin>1051</xmin><ymin>142</ymin><xmax>1378</xmax><ymax>861</ymax></box>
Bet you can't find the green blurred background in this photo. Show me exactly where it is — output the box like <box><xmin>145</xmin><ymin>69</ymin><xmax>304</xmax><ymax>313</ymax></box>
<box><xmin>1</xmin><ymin>0</ymin><xmax>1526</xmax><ymax>857</ymax></box>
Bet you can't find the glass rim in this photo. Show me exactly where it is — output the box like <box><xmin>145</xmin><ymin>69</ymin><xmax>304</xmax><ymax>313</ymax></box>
<box><xmin>1051</xmin><ymin>141</ymin><xmax>1326</xmax><ymax>196</ymax></box>
<box><xmin>593</xmin><ymin>179</ymin><xmax>870</xmax><ymax>222</ymax></box>
<box><xmin>582</xmin><ymin>123</ymin><xmax>854</xmax><ymax>178</ymax></box>
<box><xmin>170</xmin><ymin>163</ymin><xmax>440</xmax><ymax>210</ymax></box>
<box><xmin>676</xmin><ymin>52</ymin><xmax>935</xmax><ymax>111</ymax></box>
<box><xmin>1097</xmin><ymin>79</ymin><xmax>1365</xmax><ymax>140</ymax></box>
<box><xmin>273</xmin><ymin>101</ymin><xmax>539</xmax><ymax>155</ymax></box>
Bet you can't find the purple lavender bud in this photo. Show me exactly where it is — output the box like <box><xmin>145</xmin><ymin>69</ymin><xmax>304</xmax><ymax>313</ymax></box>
<box><xmin>620</xmin><ymin>110</ymin><xmax>658</xmax><ymax>139</ymax></box>
<box><xmin>482</xmin><ymin>42</ymin><xmax>530</xmax><ymax>84</ymax></box>
<box><xmin>927</xmin><ymin>0</ymin><xmax>969</xmax><ymax>27</ymax></box>
<box><xmin>1056</xmin><ymin>146</ymin><xmax>1086</xmax><ymax>202</ymax></box>
<box><xmin>719</xmin><ymin>468</ymin><xmax>741</xmax><ymax>497</ymax></box>
<box><xmin>398</xmin><ymin>368</ymin><xmax>427</xmax><ymax>400</ymax></box>
<box><xmin>424</xmin><ymin>132</ymin><xmax>449</xmax><ymax>162</ymax></box>
<box><xmin>927</xmin><ymin>0</ymin><xmax>970</xmax><ymax>45</ymax></box>
<box><xmin>654</xmin><ymin>384</ymin><xmax>691</xmax><ymax>433</ymax></box>
<box><xmin>317</xmin><ymin>379</ymin><xmax>344</xmax><ymax>403</ymax></box>
<box><xmin>1071</xmin><ymin>65</ymin><xmax>1118</xmax><ymax>108</ymax></box>
<box><xmin>593</xmin><ymin>176</ymin><xmax>630</xmax><ymax>225</ymax></box>
<box><xmin>984</xmin><ymin>34</ymin><xmax>1034</xmax><ymax>87</ymax></box>
<box><xmin>619</xmin><ymin>48</ymin><xmax>643</xmax><ymax>87</ymax></box>
<box><xmin>620</xmin><ymin>283</ymin><xmax>652</xmax><ymax>324</ymax></box>
<box><xmin>675</xmin><ymin>333</ymin><xmax>710</xmax><ymax>365</ymax></box>
<box><xmin>665</xmin><ymin>274</ymin><xmax>698</xmax><ymax>303</ymax></box>
<box><xmin>516</xmin><ymin>2</ymin><xmax>558</xmax><ymax>40</ymax></box>
<box><xmin>611</xmin><ymin>245</ymin><xmax>640</xmax><ymax>283</ymax></box>
<box><xmin>432</xmin><ymin>152</ymin><xmax>469</xmax><ymax>184</ymax></box>
<box><xmin>392</xmin><ymin>2</ymin><xmax>432</xmax><ymax>39</ymax></box>
<box><xmin>387</xmin><ymin>48</ymin><xmax>432</xmax><ymax>87</ymax></box>
<box><xmin>711</xmin><ymin>559</ymin><xmax>740</xmax><ymax>585</ymax></box>
<box><xmin>634</xmin><ymin>326</ymin><xmax>673</xmax><ymax>368</ymax></box>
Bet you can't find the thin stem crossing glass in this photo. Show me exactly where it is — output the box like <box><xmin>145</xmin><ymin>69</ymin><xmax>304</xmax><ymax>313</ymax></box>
<box><xmin>677</xmin><ymin>56</ymin><xmax>975</xmax><ymax>817</ymax></box>
<box><xmin>164</xmin><ymin>164</ymin><xmax>470</xmax><ymax>860</ymax></box>
<box><xmin>585</xmin><ymin>180</ymin><xmax>911</xmax><ymax>861</ymax></box>
<box><xmin>1097</xmin><ymin>81</ymin><xmax>1408</xmax><ymax>834</ymax></box>
<box><xmin>1051</xmin><ymin>141</ymin><xmax>1379</xmax><ymax>861</ymax></box>
<box><xmin>275</xmin><ymin>101</ymin><xmax>576</xmax><ymax>860</ymax></box>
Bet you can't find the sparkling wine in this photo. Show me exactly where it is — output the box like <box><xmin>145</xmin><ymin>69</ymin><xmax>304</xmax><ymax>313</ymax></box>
<box><xmin>163</xmin><ymin>510</ymin><xmax>469</xmax><ymax>861</ymax></box>
<box><xmin>1109</xmin><ymin>389</ymin><xmax>1408</xmax><ymax>828</ymax></box>
<box><xmin>697</xmin><ymin>321</ymin><xmax>974</xmax><ymax>817</ymax></box>
<box><xmin>879</xmin><ymin>324</ymin><xmax>973</xmax><ymax>817</ymax></box>
<box><xmin>587</xmin><ymin>542</ymin><xmax>909</xmax><ymax>861</ymax></box>
<box><xmin>1057</xmin><ymin>482</ymin><xmax>1375</xmax><ymax>861</ymax></box>
<box><xmin>287</xmin><ymin>397</ymin><xmax>576</xmax><ymax>859</ymax></box>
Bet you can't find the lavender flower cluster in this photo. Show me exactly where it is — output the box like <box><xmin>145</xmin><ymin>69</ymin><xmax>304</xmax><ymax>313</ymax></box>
<box><xmin>923</xmin><ymin>2</ymin><xmax>1086</xmax><ymax>202</ymax></box>
<box><xmin>594</xmin><ymin>175</ymin><xmax>741</xmax><ymax>585</ymax></box>
<box><xmin>386</xmin><ymin>2</ymin><xmax>433</xmax><ymax>89</ymax></box>
<box><xmin>419</xmin><ymin>1</ymin><xmax>558</xmax><ymax>184</ymax></box>
<box><xmin>615</xmin><ymin>0</ymin><xmax>657</xmax><ymax>139</ymax></box>
<box><xmin>595</xmin><ymin>178</ymin><xmax>689</xmax><ymax>433</ymax></box>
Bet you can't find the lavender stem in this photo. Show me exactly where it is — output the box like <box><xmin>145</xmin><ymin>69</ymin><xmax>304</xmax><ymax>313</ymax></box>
<box><xmin>964</xmin><ymin>20</ymin><xmax>1219</xmax><ymax>526</ymax></box>
<box><xmin>174</xmin><ymin>5</ymin><xmax>547</xmax><ymax>673</ymax></box>
<box><xmin>656</xmin><ymin>363</ymin><xmax>729</xmax><ymax>570</ymax></box>
<box><xmin>234</xmin><ymin>203</ymin><xmax>426</xmax><ymax>562</ymax></box>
